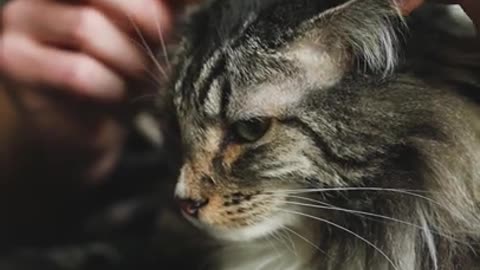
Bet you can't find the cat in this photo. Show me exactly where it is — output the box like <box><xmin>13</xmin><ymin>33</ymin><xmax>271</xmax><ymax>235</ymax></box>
<box><xmin>169</xmin><ymin>0</ymin><xmax>480</xmax><ymax>269</ymax></box>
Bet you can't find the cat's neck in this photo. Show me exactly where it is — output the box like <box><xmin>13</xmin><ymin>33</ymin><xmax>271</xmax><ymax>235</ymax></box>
<box><xmin>216</xmin><ymin>236</ymin><xmax>317</xmax><ymax>270</ymax></box>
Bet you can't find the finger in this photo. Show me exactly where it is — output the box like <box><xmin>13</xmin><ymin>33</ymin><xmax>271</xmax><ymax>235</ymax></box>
<box><xmin>87</xmin><ymin>0</ymin><xmax>173</xmax><ymax>42</ymax></box>
<box><xmin>3</xmin><ymin>0</ymin><xmax>147</xmax><ymax>77</ymax></box>
<box><xmin>460</xmin><ymin>0</ymin><xmax>480</xmax><ymax>28</ymax></box>
<box><xmin>397</xmin><ymin>0</ymin><xmax>424</xmax><ymax>15</ymax></box>
<box><xmin>430</xmin><ymin>0</ymin><xmax>480</xmax><ymax>29</ymax></box>
<box><xmin>0</xmin><ymin>33</ymin><xmax>125</xmax><ymax>101</ymax></box>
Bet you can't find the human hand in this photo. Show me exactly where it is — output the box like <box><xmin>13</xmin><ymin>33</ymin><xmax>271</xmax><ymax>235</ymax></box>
<box><xmin>400</xmin><ymin>0</ymin><xmax>479</xmax><ymax>28</ymax></box>
<box><xmin>0</xmin><ymin>0</ymin><xmax>191</xmax><ymax>182</ymax></box>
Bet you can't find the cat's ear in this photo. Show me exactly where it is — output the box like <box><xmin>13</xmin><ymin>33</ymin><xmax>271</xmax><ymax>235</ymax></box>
<box><xmin>295</xmin><ymin>0</ymin><xmax>406</xmax><ymax>75</ymax></box>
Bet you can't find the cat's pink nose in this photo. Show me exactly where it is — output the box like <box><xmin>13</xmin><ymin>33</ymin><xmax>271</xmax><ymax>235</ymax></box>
<box><xmin>176</xmin><ymin>197</ymin><xmax>209</xmax><ymax>217</ymax></box>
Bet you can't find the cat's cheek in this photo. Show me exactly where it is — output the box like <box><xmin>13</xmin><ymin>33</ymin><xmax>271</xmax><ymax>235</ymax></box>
<box><xmin>196</xmin><ymin>198</ymin><xmax>299</xmax><ymax>242</ymax></box>
<box><xmin>197</xmin><ymin>195</ymin><xmax>238</xmax><ymax>226</ymax></box>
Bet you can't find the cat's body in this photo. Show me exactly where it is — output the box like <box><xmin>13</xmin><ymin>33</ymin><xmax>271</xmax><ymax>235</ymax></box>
<box><xmin>169</xmin><ymin>0</ymin><xmax>480</xmax><ymax>269</ymax></box>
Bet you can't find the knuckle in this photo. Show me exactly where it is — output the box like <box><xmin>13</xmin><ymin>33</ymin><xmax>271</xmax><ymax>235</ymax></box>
<box><xmin>73</xmin><ymin>7</ymin><xmax>101</xmax><ymax>46</ymax></box>
<box><xmin>128</xmin><ymin>1</ymin><xmax>147</xmax><ymax>20</ymax></box>
<box><xmin>128</xmin><ymin>0</ymin><xmax>154</xmax><ymax>27</ymax></box>
<box><xmin>0</xmin><ymin>34</ymin><xmax>20</xmax><ymax>73</ymax></box>
<box><xmin>65</xmin><ymin>55</ymin><xmax>95</xmax><ymax>91</ymax></box>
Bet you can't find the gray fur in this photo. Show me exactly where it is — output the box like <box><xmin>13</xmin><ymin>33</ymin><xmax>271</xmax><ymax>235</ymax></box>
<box><xmin>168</xmin><ymin>0</ymin><xmax>480</xmax><ymax>269</ymax></box>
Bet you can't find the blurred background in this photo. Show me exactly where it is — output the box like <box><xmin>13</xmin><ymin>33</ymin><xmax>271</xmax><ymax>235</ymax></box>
<box><xmin>0</xmin><ymin>0</ymin><xmax>213</xmax><ymax>269</ymax></box>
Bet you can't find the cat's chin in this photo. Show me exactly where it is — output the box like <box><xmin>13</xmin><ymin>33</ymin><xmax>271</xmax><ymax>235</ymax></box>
<box><xmin>184</xmin><ymin>211</ymin><xmax>297</xmax><ymax>242</ymax></box>
<box><xmin>209</xmin><ymin>214</ymin><xmax>289</xmax><ymax>242</ymax></box>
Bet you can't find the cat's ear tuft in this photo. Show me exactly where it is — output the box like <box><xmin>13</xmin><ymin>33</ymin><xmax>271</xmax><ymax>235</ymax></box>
<box><xmin>296</xmin><ymin>0</ymin><xmax>406</xmax><ymax>76</ymax></box>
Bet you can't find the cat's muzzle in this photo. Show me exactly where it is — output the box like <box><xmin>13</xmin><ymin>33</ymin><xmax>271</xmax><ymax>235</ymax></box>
<box><xmin>175</xmin><ymin>197</ymin><xmax>209</xmax><ymax>218</ymax></box>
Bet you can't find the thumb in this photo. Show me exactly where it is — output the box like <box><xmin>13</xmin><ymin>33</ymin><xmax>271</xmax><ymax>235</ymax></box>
<box><xmin>396</xmin><ymin>0</ymin><xmax>424</xmax><ymax>15</ymax></box>
<box><xmin>459</xmin><ymin>0</ymin><xmax>480</xmax><ymax>29</ymax></box>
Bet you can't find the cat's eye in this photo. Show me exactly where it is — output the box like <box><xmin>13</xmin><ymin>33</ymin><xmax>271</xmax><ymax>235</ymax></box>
<box><xmin>231</xmin><ymin>118</ymin><xmax>272</xmax><ymax>143</ymax></box>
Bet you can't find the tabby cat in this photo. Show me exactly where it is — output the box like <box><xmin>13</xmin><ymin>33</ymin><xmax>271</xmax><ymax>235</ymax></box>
<box><xmin>169</xmin><ymin>0</ymin><xmax>480</xmax><ymax>269</ymax></box>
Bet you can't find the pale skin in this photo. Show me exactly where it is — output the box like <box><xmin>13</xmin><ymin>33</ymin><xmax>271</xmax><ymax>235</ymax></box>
<box><xmin>0</xmin><ymin>0</ymin><xmax>196</xmax><ymax>182</ymax></box>
<box><xmin>402</xmin><ymin>0</ymin><xmax>479</xmax><ymax>26</ymax></box>
<box><xmin>0</xmin><ymin>0</ymin><xmax>477</xmax><ymax>184</ymax></box>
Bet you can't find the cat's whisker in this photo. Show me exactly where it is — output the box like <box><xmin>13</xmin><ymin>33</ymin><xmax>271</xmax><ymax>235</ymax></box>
<box><xmin>143</xmin><ymin>66</ymin><xmax>165</xmax><ymax>86</ymax></box>
<box><xmin>254</xmin><ymin>253</ymin><xmax>283</xmax><ymax>270</ymax></box>
<box><xmin>153</xmin><ymin>6</ymin><xmax>171</xmax><ymax>70</ymax></box>
<box><xmin>279</xmin><ymin>228</ymin><xmax>298</xmax><ymax>257</ymax></box>
<box><xmin>129</xmin><ymin>93</ymin><xmax>159</xmax><ymax>104</ymax></box>
<box><xmin>127</xmin><ymin>15</ymin><xmax>169</xmax><ymax>80</ymax></box>
<box><xmin>280</xmin><ymin>225</ymin><xmax>327</xmax><ymax>257</ymax></box>
<box><xmin>277</xmin><ymin>186</ymin><xmax>436</xmax><ymax>194</ymax></box>
<box><xmin>125</xmin><ymin>37</ymin><xmax>165</xmax><ymax>86</ymax></box>
<box><xmin>256</xmin><ymin>192</ymin><xmax>448</xmax><ymax>244</ymax></box>
<box><xmin>274</xmin><ymin>187</ymin><xmax>443</xmax><ymax>207</ymax></box>
<box><xmin>279</xmin><ymin>196</ymin><xmax>468</xmax><ymax>245</ymax></box>
<box><xmin>276</xmin><ymin>208</ymin><xmax>400</xmax><ymax>270</ymax></box>
<box><xmin>145</xmin><ymin>74</ymin><xmax>163</xmax><ymax>87</ymax></box>
<box><xmin>285</xmin><ymin>195</ymin><xmax>429</xmax><ymax>225</ymax></box>
<box><xmin>265</xmin><ymin>232</ymin><xmax>283</xmax><ymax>257</ymax></box>
<box><xmin>271</xmin><ymin>229</ymin><xmax>297</xmax><ymax>256</ymax></box>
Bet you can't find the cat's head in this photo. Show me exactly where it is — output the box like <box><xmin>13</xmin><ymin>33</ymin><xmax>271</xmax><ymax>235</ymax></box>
<box><xmin>170</xmin><ymin>0</ymin><xmax>478</xmax><ymax>242</ymax></box>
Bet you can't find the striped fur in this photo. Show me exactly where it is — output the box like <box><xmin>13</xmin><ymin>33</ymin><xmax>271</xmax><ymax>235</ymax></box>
<box><xmin>168</xmin><ymin>0</ymin><xmax>480</xmax><ymax>269</ymax></box>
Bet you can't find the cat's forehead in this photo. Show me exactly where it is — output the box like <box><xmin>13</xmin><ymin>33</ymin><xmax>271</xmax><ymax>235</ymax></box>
<box><xmin>174</xmin><ymin>40</ymin><xmax>346</xmax><ymax>126</ymax></box>
<box><xmin>227</xmin><ymin>43</ymin><xmax>346</xmax><ymax>119</ymax></box>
